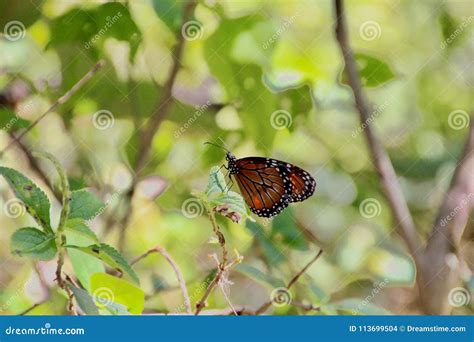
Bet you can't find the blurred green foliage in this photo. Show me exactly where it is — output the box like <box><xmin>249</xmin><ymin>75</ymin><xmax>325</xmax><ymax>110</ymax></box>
<box><xmin>0</xmin><ymin>0</ymin><xmax>472</xmax><ymax>316</ymax></box>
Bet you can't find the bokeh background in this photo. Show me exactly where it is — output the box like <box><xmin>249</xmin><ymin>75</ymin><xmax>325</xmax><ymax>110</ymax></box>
<box><xmin>0</xmin><ymin>0</ymin><xmax>473</xmax><ymax>315</ymax></box>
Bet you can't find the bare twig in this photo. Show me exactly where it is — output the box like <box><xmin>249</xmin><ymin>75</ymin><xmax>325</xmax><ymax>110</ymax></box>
<box><xmin>333</xmin><ymin>0</ymin><xmax>422</xmax><ymax>262</ymax></box>
<box><xmin>131</xmin><ymin>245</ymin><xmax>192</xmax><ymax>314</ymax></box>
<box><xmin>8</xmin><ymin>133</ymin><xmax>61</xmax><ymax>201</ymax></box>
<box><xmin>116</xmin><ymin>1</ymin><xmax>197</xmax><ymax>251</ymax></box>
<box><xmin>135</xmin><ymin>0</ymin><xmax>197</xmax><ymax>171</ymax></box>
<box><xmin>1</xmin><ymin>59</ymin><xmax>106</xmax><ymax>155</ymax></box>
<box><xmin>421</xmin><ymin>117</ymin><xmax>473</xmax><ymax>314</ymax></box>
<box><xmin>255</xmin><ymin>249</ymin><xmax>323</xmax><ymax>315</ymax></box>
<box><xmin>19</xmin><ymin>302</ymin><xmax>42</xmax><ymax>316</ymax></box>
<box><xmin>194</xmin><ymin>208</ymin><xmax>242</xmax><ymax>315</ymax></box>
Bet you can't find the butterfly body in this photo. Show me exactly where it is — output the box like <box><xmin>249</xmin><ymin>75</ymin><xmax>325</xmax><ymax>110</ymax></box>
<box><xmin>225</xmin><ymin>151</ymin><xmax>316</xmax><ymax>217</ymax></box>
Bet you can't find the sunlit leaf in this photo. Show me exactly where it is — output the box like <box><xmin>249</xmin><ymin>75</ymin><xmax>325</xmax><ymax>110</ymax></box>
<box><xmin>90</xmin><ymin>273</ymin><xmax>145</xmax><ymax>315</ymax></box>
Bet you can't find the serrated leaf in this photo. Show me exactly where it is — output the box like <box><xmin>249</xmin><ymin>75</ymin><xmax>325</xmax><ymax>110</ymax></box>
<box><xmin>68</xmin><ymin>246</ymin><xmax>105</xmax><ymax>291</ymax></box>
<box><xmin>0</xmin><ymin>167</ymin><xmax>52</xmax><ymax>232</ymax></box>
<box><xmin>68</xmin><ymin>285</ymin><xmax>99</xmax><ymax>315</ymax></box>
<box><xmin>271</xmin><ymin>208</ymin><xmax>308</xmax><ymax>251</ymax></box>
<box><xmin>10</xmin><ymin>227</ymin><xmax>56</xmax><ymax>260</ymax></box>
<box><xmin>152</xmin><ymin>0</ymin><xmax>184</xmax><ymax>33</ymax></box>
<box><xmin>340</xmin><ymin>53</ymin><xmax>395</xmax><ymax>87</ymax></box>
<box><xmin>65</xmin><ymin>218</ymin><xmax>99</xmax><ymax>243</ymax></box>
<box><xmin>90</xmin><ymin>273</ymin><xmax>144</xmax><ymax>315</ymax></box>
<box><xmin>69</xmin><ymin>190</ymin><xmax>105</xmax><ymax>221</ymax></box>
<box><xmin>235</xmin><ymin>264</ymin><xmax>285</xmax><ymax>288</ymax></box>
<box><xmin>67</xmin><ymin>244</ymin><xmax>139</xmax><ymax>284</ymax></box>
<box><xmin>246</xmin><ymin>221</ymin><xmax>285</xmax><ymax>265</ymax></box>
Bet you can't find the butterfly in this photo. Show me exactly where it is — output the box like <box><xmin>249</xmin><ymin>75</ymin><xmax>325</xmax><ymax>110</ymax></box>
<box><xmin>206</xmin><ymin>142</ymin><xmax>316</xmax><ymax>217</ymax></box>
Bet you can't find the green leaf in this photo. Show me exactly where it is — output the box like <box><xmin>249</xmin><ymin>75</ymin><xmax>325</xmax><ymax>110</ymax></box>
<box><xmin>438</xmin><ymin>8</ymin><xmax>466</xmax><ymax>49</ymax></box>
<box><xmin>0</xmin><ymin>108</ymin><xmax>30</xmax><ymax>132</ymax></box>
<box><xmin>10</xmin><ymin>227</ymin><xmax>57</xmax><ymax>260</ymax></box>
<box><xmin>69</xmin><ymin>190</ymin><xmax>105</xmax><ymax>221</ymax></box>
<box><xmin>152</xmin><ymin>0</ymin><xmax>184</xmax><ymax>33</ymax></box>
<box><xmin>68</xmin><ymin>247</ymin><xmax>105</xmax><ymax>292</ymax></box>
<box><xmin>340</xmin><ymin>53</ymin><xmax>396</xmax><ymax>87</ymax></box>
<box><xmin>68</xmin><ymin>285</ymin><xmax>99</xmax><ymax>315</ymax></box>
<box><xmin>65</xmin><ymin>218</ymin><xmax>99</xmax><ymax>243</ymax></box>
<box><xmin>329</xmin><ymin>298</ymin><xmax>392</xmax><ymax>315</ymax></box>
<box><xmin>48</xmin><ymin>3</ymin><xmax>142</xmax><ymax>60</ymax></box>
<box><xmin>205</xmin><ymin>166</ymin><xmax>227</xmax><ymax>197</ymax></box>
<box><xmin>245</xmin><ymin>221</ymin><xmax>285</xmax><ymax>265</ymax></box>
<box><xmin>235</xmin><ymin>264</ymin><xmax>285</xmax><ymax>288</ymax></box>
<box><xmin>0</xmin><ymin>167</ymin><xmax>52</xmax><ymax>232</ymax></box>
<box><xmin>90</xmin><ymin>273</ymin><xmax>144</xmax><ymax>315</ymax></box>
<box><xmin>271</xmin><ymin>208</ymin><xmax>308</xmax><ymax>251</ymax></box>
<box><xmin>67</xmin><ymin>244</ymin><xmax>139</xmax><ymax>284</ymax></box>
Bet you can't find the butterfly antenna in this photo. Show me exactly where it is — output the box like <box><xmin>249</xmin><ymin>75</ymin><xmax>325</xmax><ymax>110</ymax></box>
<box><xmin>204</xmin><ymin>141</ymin><xmax>230</xmax><ymax>153</ymax></box>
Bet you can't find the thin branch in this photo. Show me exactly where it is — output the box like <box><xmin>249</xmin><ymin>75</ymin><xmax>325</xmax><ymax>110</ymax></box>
<box><xmin>1</xmin><ymin>59</ymin><xmax>106</xmax><ymax>155</ymax></box>
<box><xmin>421</xmin><ymin>116</ymin><xmax>473</xmax><ymax>314</ymax></box>
<box><xmin>255</xmin><ymin>249</ymin><xmax>323</xmax><ymax>315</ymax></box>
<box><xmin>131</xmin><ymin>245</ymin><xmax>192</xmax><ymax>314</ymax></box>
<box><xmin>116</xmin><ymin>1</ymin><xmax>197</xmax><ymax>251</ymax></box>
<box><xmin>19</xmin><ymin>302</ymin><xmax>42</xmax><ymax>316</ymax></box>
<box><xmin>135</xmin><ymin>0</ymin><xmax>197</xmax><ymax>171</ymax></box>
<box><xmin>333</xmin><ymin>0</ymin><xmax>422</xmax><ymax>261</ymax></box>
<box><xmin>8</xmin><ymin>133</ymin><xmax>61</xmax><ymax>201</ymax></box>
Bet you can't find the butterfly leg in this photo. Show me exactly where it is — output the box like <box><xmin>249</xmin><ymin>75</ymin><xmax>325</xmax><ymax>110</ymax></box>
<box><xmin>223</xmin><ymin>172</ymin><xmax>234</xmax><ymax>193</ymax></box>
